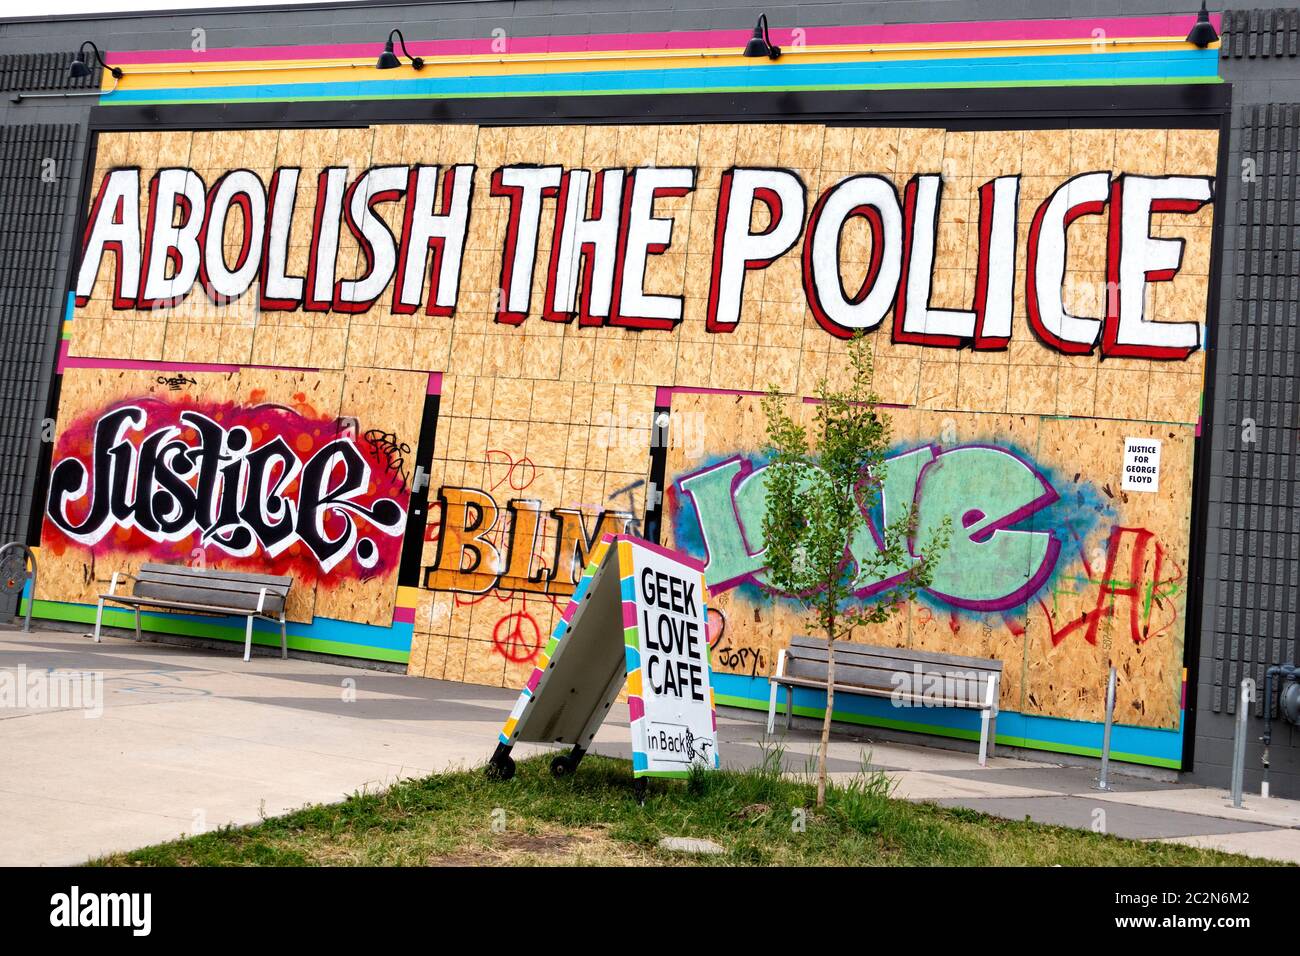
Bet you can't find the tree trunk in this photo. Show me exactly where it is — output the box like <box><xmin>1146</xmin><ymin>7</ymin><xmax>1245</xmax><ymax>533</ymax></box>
<box><xmin>817</xmin><ymin>630</ymin><xmax>836</xmax><ymax>808</ymax></box>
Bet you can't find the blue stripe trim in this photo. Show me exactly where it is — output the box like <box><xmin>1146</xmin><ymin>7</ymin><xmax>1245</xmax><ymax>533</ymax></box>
<box><xmin>102</xmin><ymin>50</ymin><xmax>1220</xmax><ymax>105</ymax></box>
<box><xmin>714</xmin><ymin>672</ymin><xmax>1184</xmax><ymax>767</ymax></box>
<box><xmin>29</xmin><ymin>595</ymin><xmax>413</xmax><ymax>652</ymax></box>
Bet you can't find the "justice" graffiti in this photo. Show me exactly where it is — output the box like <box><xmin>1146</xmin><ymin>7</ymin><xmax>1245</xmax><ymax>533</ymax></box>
<box><xmin>45</xmin><ymin>401</ymin><xmax>408</xmax><ymax>576</ymax></box>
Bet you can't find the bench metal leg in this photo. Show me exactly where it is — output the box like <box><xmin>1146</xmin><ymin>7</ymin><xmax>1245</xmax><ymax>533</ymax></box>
<box><xmin>979</xmin><ymin>673</ymin><xmax>1001</xmax><ymax>766</ymax></box>
<box><xmin>767</xmin><ymin>680</ymin><xmax>779</xmax><ymax>734</ymax></box>
<box><xmin>244</xmin><ymin>614</ymin><xmax>254</xmax><ymax>663</ymax></box>
<box><xmin>280</xmin><ymin>614</ymin><xmax>287</xmax><ymax>659</ymax></box>
<box><xmin>133</xmin><ymin>607</ymin><xmax>141</xmax><ymax>642</ymax></box>
<box><xmin>986</xmin><ymin>712</ymin><xmax>997</xmax><ymax>760</ymax></box>
<box><xmin>93</xmin><ymin>598</ymin><xmax>105</xmax><ymax>643</ymax></box>
<box><xmin>786</xmin><ymin>686</ymin><xmax>794</xmax><ymax>730</ymax></box>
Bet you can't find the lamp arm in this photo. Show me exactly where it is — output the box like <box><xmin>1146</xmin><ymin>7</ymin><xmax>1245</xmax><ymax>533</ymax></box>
<box><xmin>80</xmin><ymin>40</ymin><xmax>123</xmax><ymax>79</ymax></box>
<box><xmin>387</xmin><ymin>29</ymin><xmax>425</xmax><ymax>70</ymax></box>
<box><xmin>389</xmin><ymin>30</ymin><xmax>410</xmax><ymax>60</ymax></box>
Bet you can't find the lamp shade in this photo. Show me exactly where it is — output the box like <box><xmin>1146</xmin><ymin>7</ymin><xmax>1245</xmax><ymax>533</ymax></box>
<box><xmin>376</xmin><ymin>41</ymin><xmax>400</xmax><ymax>69</ymax></box>
<box><xmin>1187</xmin><ymin>3</ymin><xmax>1219</xmax><ymax>48</ymax></box>
<box><xmin>743</xmin><ymin>28</ymin><xmax>769</xmax><ymax>58</ymax></box>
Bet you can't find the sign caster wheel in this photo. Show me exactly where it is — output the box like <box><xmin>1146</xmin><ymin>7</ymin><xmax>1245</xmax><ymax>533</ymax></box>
<box><xmin>550</xmin><ymin>747</ymin><xmax>584</xmax><ymax>778</ymax></box>
<box><xmin>550</xmin><ymin>754</ymin><xmax>575</xmax><ymax>778</ymax></box>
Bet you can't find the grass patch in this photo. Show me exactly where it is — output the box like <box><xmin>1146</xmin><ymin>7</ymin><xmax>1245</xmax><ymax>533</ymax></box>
<box><xmin>92</xmin><ymin>750</ymin><xmax>1277</xmax><ymax>867</ymax></box>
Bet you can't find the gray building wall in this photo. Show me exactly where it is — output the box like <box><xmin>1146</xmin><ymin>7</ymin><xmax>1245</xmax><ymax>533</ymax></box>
<box><xmin>1</xmin><ymin>0</ymin><xmax>1298</xmax><ymax>796</ymax></box>
<box><xmin>1192</xmin><ymin>10</ymin><xmax>1300</xmax><ymax>797</ymax></box>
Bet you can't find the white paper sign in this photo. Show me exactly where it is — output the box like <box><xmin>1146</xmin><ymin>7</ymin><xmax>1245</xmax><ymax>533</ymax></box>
<box><xmin>1122</xmin><ymin>437</ymin><xmax>1162</xmax><ymax>492</ymax></box>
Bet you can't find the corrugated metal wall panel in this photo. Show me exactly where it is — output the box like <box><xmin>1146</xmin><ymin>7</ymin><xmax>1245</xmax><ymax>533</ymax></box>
<box><xmin>0</xmin><ymin>52</ymin><xmax>98</xmax><ymax>92</ymax></box>
<box><xmin>1222</xmin><ymin>7</ymin><xmax>1300</xmax><ymax>57</ymax></box>
<box><xmin>1216</xmin><ymin>99</ymin><xmax>1300</xmax><ymax>718</ymax></box>
<box><xmin>0</xmin><ymin>124</ymin><xmax>76</xmax><ymax>544</ymax></box>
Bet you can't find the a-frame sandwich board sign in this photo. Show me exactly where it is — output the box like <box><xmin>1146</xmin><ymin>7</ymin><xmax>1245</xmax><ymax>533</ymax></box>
<box><xmin>487</xmin><ymin>533</ymin><xmax>719</xmax><ymax>795</ymax></box>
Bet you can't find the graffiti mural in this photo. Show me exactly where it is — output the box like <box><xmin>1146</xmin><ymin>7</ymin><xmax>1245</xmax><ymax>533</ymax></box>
<box><xmin>664</xmin><ymin>392</ymin><xmax>1194</xmax><ymax>730</ymax></box>
<box><xmin>676</xmin><ymin>444</ymin><xmax>1070</xmax><ymax>610</ymax></box>
<box><xmin>36</xmin><ymin>365</ymin><xmax>428</xmax><ymax>632</ymax></box>
<box><xmin>45</xmin><ymin>399</ymin><xmax>408</xmax><ymax>580</ymax></box>
<box><xmin>52</xmin><ymin>121</ymin><xmax>1217</xmax><ymax>764</ymax></box>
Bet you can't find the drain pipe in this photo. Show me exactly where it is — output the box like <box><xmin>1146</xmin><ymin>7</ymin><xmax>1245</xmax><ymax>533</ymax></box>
<box><xmin>1261</xmin><ymin>662</ymin><xmax>1299</xmax><ymax>799</ymax></box>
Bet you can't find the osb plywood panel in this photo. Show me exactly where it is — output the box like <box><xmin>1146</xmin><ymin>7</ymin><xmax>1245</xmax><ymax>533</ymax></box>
<box><xmin>38</xmin><ymin>365</ymin><xmax>427</xmax><ymax>629</ymax></box>
<box><xmin>74</xmin><ymin>125</ymin><xmax>1215</xmax><ymax>426</ymax></box>
<box><xmin>407</xmin><ymin>374</ymin><xmax>652</xmax><ymax>688</ymax></box>
<box><xmin>313</xmin><ymin>368</ymin><xmax>428</xmax><ymax>627</ymax></box>
<box><xmin>661</xmin><ymin>392</ymin><xmax>1194</xmax><ymax>730</ymax></box>
<box><xmin>68</xmin><ymin>122</ymin><xmax>1217</xmax><ymax>702</ymax></box>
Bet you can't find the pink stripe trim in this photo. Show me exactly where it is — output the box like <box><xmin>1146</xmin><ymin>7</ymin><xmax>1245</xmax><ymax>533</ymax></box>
<box><xmin>627</xmin><ymin>696</ymin><xmax>645</xmax><ymax>722</ymax></box>
<box><xmin>662</xmin><ymin>385</ymin><xmax>767</xmax><ymax>399</ymax></box>
<box><xmin>392</xmin><ymin>606</ymin><xmax>416</xmax><ymax>624</ymax></box>
<box><xmin>106</xmin><ymin>15</ymin><xmax>1213</xmax><ymax>65</ymax></box>
<box><xmin>60</xmin><ymin>356</ymin><xmax>318</xmax><ymax>375</ymax></box>
<box><xmin>612</xmin><ymin>533</ymin><xmax>706</xmax><ymax>573</ymax></box>
<box><xmin>622</xmin><ymin>601</ymin><xmax>638</xmax><ymax>629</ymax></box>
<box><xmin>427</xmin><ymin>371</ymin><xmax>442</xmax><ymax>395</ymax></box>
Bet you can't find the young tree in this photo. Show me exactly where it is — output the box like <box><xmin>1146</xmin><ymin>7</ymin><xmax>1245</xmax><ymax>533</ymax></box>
<box><xmin>761</xmin><ymin>333</ymin><xmax>949</xmax><ymax>807</ymax></box>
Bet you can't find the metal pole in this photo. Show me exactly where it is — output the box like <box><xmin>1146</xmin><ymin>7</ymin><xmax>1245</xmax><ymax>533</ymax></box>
<box><xmin>1231</xmin><ymin>677</ymin><xmax>1256</xmax><ymax>808</ymax></box>
<box><xmin>1096</xmin><ymin>666</ymin><xmax>1117</xmax><ymax>791</ymax></box>
<box><xmin>22</xmin><ymin>549</ymin><xmax>35</xmax><ymax>633</ymax></box>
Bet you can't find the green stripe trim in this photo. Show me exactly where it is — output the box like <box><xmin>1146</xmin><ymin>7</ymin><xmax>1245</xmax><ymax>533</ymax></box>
<box><xmin>714</xmin><ymin>694</ymin><xmax>1180</xmax><ymax>770</ymax></box>
<box><xmin>21</xmin><ymin>599</ymin><xmax>409</xmax><ymax>664</ymax></box>
<box><xmin>101</xmin><ymin>74</ymin><xmax>1223</xmax><ymax>108</ymax></box>
<box><xmin>633</xmin><ymin>769</ymin><xmax>692</xmax><ymax>779</ymax></box>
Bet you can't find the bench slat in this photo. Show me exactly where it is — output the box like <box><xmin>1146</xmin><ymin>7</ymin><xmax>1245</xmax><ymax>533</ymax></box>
<box><xmin>134</xmin><ymin>569</ymin><xmax>289</xmax><ymax>598</ymax></box>
<box><xmin>773</xmin><ymin>675</ymin><xmax>987</xmax><ymax>709</ymax></box>
<box><xmin>786</xmin><ymin>647</ymin><xmax>1001</xmax><ymax>678</ymax></box>
<box><xmin>787</xmin><ymin>636</ymin><xmax>1002</xmax><ymax>673</ymax></box>
<box><xmin>785</xmin><ymin>658</ymin><xmax>993</xmax><ymax>697</ymax></box>
<box><xmin>139</xmin><ymin>563</ymin><xmax>293</xmax><ymax>589</ymax></box>
<box><xmin>103</xmin><ymin>595</ymin><xmax>283</xmax><ymax>618</ymax></box>
<box><xmin>132</xmin><ymin>581</ymin><xmax>286</xmax><ymax>614</ymax></box>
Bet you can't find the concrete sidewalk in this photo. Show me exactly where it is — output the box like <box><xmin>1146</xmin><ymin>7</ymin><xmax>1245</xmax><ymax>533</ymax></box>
<box><xmin>1</xmin><ymin>627</ymin><xmax>1296</xmax><ymax>865</ymax></box>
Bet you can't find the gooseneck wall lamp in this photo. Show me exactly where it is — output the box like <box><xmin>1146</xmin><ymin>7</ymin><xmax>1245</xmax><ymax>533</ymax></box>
<box><xmin>13</xmin><ymin>39</ymin><xmax>122</xmax><ymax>102</ymax></box>
<box><xmin>742</xmin><ymin>15</ymin><xmax>782</xmax><ymax>60</ymax></box>
<box><xmin>70</xmin><ymin>40</ymin><xmax>123</xmax><ymax>80</ymax></box>
<box><xmin>376</xmin><ymin>29</ymin><xmax>425</xmax><ymax>70</ymax></box>
<box><xmin>1186</xmin><ymin>1</ymin><xmax>1219</xmax><ymax>48</ymax></box>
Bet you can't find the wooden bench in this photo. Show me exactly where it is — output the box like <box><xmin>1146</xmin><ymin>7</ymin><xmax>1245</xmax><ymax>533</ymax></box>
<box><xmin>93</xmin><ymin>563</ymin><xmax>292</xmax><ymax>662</ymax></box>
<box><xmin>767</xmin><ymin>635</ymin><xmax>1004</xmax><ymax>765</ymax></box>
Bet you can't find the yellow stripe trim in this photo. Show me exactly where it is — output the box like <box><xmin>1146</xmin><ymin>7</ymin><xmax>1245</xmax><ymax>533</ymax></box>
<box><xmin>109</xmin><ymin>37</ymin><xmax>1208</xmax><ymax>91</ymax></box>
